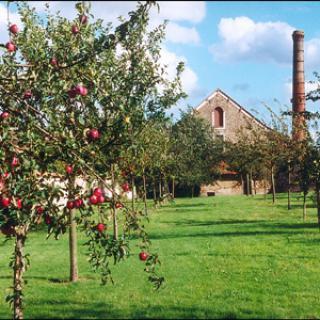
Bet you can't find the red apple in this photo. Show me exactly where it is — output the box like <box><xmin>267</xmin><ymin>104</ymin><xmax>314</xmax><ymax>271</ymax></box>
<box><xmin>115</xmin><ymin>202</ymin><xmax>123</xmax><ymax>209</ymax></box>
<box><xmin>139</xmin><ymin>252</ymin><xmax>149</xmax><ymax>261</ymax></box>
<box><xmin>50</xmin><ymin>57</ymin><xmax>58</xmax><ymax>67</ymax></box>
<box><xmin>97</xmin><ymin>195</ymin><xmax>105</xmax><ymax>204</ymax></box>
<box><xmin>93</xmin><ymin>188</ymin><xmax>103</xmax><ymax>197</ymax></box>
<box><xmin>16</xmin><ymin>198</ymin><xmax>22</xmax><ymax>209</ymax></box>
<box><xmin>6</xmin><ymin>41</ymin><xmax>16</xmax><ymax>52</ymax></box>
<box><xmin>79</xmin><ymin>14</ymin><xmax>88</xmax><ymax>24</ymax></box>
<box><xmin>71</xmin><ymin>25</ymin><xmax>79</xmax><ymax>34</ymax></box>
<box><xmin>80</xmin><ymin>86</ymin><xmax>88</xmax><ymax>96</ymax></box>
<box><xmin>75</xmin><ymin>85</ymin><xmax>88</xmax><ymax>96</ymax></box>
<box><xmin>23</xmin><ymin>90</ymin><xmax>32</xmax><ymax>100</ymax></box>
<box><xmin>89</xmin><ymin>194</ymin><xmax>98</xmax><ymax>205</ymax></box>
<box><xmin>96</xmin><ymin>223</ymin><xmax>105</xmax><ymax>232</ymax></box>
<box><xmin>74</xmin><ymin>198</ymin><xmax>84</xmax><ymax>208</ymax></box>
<box><xmin>0</xmin><ymin>112</ymin><xmax>9</xmax><ymax>120</ymax></box>
<box><xmin>65</xmin><ymin>165</ymin><xmax>73</xmax><ymax>175</ymax></box>
<box><xmin>68</xmin><ymin>88</ymin><xmax>77</xmax><ymax>98</ymax></box>
<box><xmin>1</xmin><ymin>197</ymin><xmax>11</xmax><ymax>208</ymax></box>
<box><xmin>3</xmin><ymin>172</ymin><xmax>9</xmax><ymax>179</ymax></box>
<box><xmin>66</xmin><ymin>201</ymin><xmax>74</xmax><ymax>210</ymax></box>
<box><xmin>87</xmin><ymin>129</ymin><xmax>100</xmax><ymax>140</ymax></box>
<box><xmin>11</xmin><ymin>156</ymin><xmax>19</xmax><ymax>167</ymax></box>
<box><xmin>122</xmin><ymin>182</ymin><xmax>130</xmax><ymax>192</ymax></box>
<box><xmin>36</xmin><ymin>206</ymin><xmax>44</xmax><ymax>215</ymax></box>
<box><xmin>45</xmin><ymin>215</ymin><xmax>52</xmax><ymax>225</ymax></box>
<box><xmin>9</xmin><ymin>24</ymin><xmax>19</xmax><ymax>35</ymax></box>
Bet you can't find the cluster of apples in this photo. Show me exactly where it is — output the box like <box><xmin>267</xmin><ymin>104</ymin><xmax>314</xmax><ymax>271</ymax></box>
<box><xmin>121</xmin><ymin>182</ymin><xmax>130</xmax><ymax>193</ymax></box>
<box><xmin>89</xmin><ymin>187</ymin><xmax>106</xmax><ymax>205</ymax></box>
<box><xmin>0</xmin><ymin>157</ymin><xmax>21</xmax><ymax>209</ymax></box>
<box><xmin>5</xmin><ymin>13</ymin><xmax>88</xmax><ymax>53</ymax></box>
<box><xmin>68</xmin><ymin>84</ymin><xmax>88</xmax><ymax>98</ymax></box>
<box><xmin>66</xmin><ymin>198</ymin><xmax>84</xmax><ymax>210</ymax></box>
<box><xmin>0</xmin><ymin>196</ymin><xmax>22</xmax><ymax>209</ymax></box>
<box><xmin>71</xmin><ymin>14</ymin><xmax>88</xmax><ymax>35</ymax></box>
<box><xmin>5</xmin><ymin>24</ymin><xmax>18</xmax><ymax>53</ymax></box>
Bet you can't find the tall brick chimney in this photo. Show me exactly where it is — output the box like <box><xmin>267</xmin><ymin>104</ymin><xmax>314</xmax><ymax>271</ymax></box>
<box><xmin>292</xmin><ymin>30</ymin><xmax>306</xmax><ymax>141</ymax></box>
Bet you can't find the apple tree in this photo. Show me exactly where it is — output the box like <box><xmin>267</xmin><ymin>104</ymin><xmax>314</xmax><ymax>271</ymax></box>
<box><xmin>0</xmin><ymin>1</ymin><xmax>185</xmax><ymax>318</ymax></box>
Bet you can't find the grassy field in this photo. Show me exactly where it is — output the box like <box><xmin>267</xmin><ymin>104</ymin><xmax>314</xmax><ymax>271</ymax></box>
<box><xmin>1</xmin><ymin>193</ymin><xmax>320</xmax><ymax>319</ymax></box>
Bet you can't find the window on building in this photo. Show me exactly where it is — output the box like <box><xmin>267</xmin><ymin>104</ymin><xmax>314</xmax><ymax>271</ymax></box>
<box><xmin>213</xmin><ymin>107</ymin><xmax>224</xmax><ymax>128</ymax></box>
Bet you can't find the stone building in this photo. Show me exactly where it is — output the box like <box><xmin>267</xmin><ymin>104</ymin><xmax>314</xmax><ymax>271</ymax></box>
<box><xmin>195</xmin><ymin>88</ymin><xmax>270</xmax><ymax>195</ymax></box>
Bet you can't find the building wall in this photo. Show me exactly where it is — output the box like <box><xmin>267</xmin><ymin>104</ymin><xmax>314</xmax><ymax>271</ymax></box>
<box><xmin>195</xmin><ymin>89</ymin><xmax>270</xmax><ymax>196</ymax></box>
<box><xmin>196</xmin><ymin>90</ymin><xmax>265</xmax><ymax>143</ymax></box>
<box><xmin>200</xmin><ymin>178</ymin><xmax>270</xmax><ymax>196</ymax></box>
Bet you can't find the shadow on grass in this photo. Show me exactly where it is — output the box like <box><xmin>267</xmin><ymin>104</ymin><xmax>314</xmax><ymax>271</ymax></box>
<box><xmin>150</xmin><ymin>229</ymin><xmax>314</xmax><ymax>240</ymax></box>
<box><xmin>274</xmin><ymin>204</ymin><xmax>317</xmax><ymax>210</ymax></box>
<box><xmin>171</xmin><ymin>203</ymin><xmax>208</xmax><ymax>208</ymax></box>
<box><xmin>150</xmin><ymin>220</ymin><xmax>320</xmax><ymax>240</ymax></box>
<box><xmin>0</xmin><ymin>275</ymin><xmax>69</xmax><ymax>282</ymax></box>
<box><xmin>271</xmin><ymin>222</ymin><xmax>319</xmax><ymax>229</ymax></box>
<box><xmin>25</xmin><ymin>300</ymin><xmax>241</xmax><ymax>319</ymax></box>
<box><xmin>163</xmin><ymin>219</ymin><xmax>268</xmax><ymax>227</ymax></box>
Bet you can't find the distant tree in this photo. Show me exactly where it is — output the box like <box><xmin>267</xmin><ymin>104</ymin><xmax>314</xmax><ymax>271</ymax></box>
<box><xmin>171</xmin><ymin>109</ymin><xmax>221</xmax><ymax>197</ymax></box>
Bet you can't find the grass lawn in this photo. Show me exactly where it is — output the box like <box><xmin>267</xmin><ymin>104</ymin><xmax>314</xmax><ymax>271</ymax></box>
<box><xmin>1</xmin><ymin>193</ymin><xmax>320</xmax><ymax>319</ymax></box>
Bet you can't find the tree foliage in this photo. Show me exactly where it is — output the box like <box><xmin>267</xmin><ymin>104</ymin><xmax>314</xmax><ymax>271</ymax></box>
<box><xmin>0</xmin><ymin>1</ymin><xmax>185</xmax><ymax>317</ymax></box>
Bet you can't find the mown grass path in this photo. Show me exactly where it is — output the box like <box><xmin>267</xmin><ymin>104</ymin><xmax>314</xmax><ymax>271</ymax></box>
<box><xmin>1</xmin><ymin>194</ymin><xmax>320</xmax><ymax>319</ymax></box>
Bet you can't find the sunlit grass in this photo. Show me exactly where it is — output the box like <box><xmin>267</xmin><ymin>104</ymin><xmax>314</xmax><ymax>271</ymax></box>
<box><xmin>1</xmin><ymin>193</ymin><xmax>320</xmax><ymax>319</ymax></box>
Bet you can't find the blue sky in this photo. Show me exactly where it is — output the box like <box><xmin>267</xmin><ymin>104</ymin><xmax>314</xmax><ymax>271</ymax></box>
<box><xmin>1</xmin><ymin>1</ymin><xmax>320</xmax><ymax>124</ymax></box>
<box><xmin>166</xmin><ymin>1</ymin><xmax>320</xmax><ymax>122</ymax></box>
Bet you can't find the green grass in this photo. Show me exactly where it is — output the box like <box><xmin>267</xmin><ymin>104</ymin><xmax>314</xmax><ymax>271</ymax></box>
<box><xmin>1</xmin><ymin>193</ymin><xmax>320</xmax><ymax>319</ymax></box>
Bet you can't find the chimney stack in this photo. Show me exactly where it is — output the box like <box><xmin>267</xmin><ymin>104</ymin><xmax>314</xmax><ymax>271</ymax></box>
<box><xmin>292</xmin><ymin>30</ymin><xmax>306</xmax><ymax>141</ymax></box>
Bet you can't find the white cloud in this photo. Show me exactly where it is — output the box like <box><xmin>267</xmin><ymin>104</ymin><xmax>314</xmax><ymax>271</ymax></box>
<box><xmin>24</xmin><ymin>1</ymin><xmax>206</xmax><ymax>24</ymax></box>
<box><xmin>165</xmin><ymin>22</ymin><xmax>200</xmax><ymax>45</ymax></box>
<box><xmin>210</xmin><ymin>16</ymin><xmax>294</xmax><ymax>64</ymax></box>
<box><xmin>159</xmin><ymin>46</ymin><xmax>200</xmax><ymax>117</ymax></box>
<box><xmin>150</xmin><ymin>1</ymin><xmax>206</xmax><ymax>24</ymax></box>
<box><xmin>305</xmin><ymin>39</ymin><xmax>320</xmax><ymax>69</ymax></box>
<box><xmin>21</xmin><ymin>1</ymin><xmax>205</xmax><ymax>45</ymax></box>
<box><xmin>210</xmin><ymin>16</ymin><xmax>320</xmax><ymax>70</ymax></box>
<box><xmin>160</xmin><ymin>47</ymin><xmax>198</xmax><ymax>95</ymax></box>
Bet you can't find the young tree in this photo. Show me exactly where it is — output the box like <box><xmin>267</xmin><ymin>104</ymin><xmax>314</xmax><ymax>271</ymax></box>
<box><xmin>0</xmin><ymin>1</ymin><xmax>184</xmax><ymax>318</ymax></box>
<box><xmin>171</xmin><ymin>109</ymin><xmax>221</xmax><ymax>197</ymax></box>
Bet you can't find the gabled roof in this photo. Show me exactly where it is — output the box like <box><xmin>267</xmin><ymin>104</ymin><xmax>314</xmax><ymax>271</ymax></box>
<box><xmin>195</xmin><ymin>88</ymin><xmax>270</xmax><ymax>130</ymax></box>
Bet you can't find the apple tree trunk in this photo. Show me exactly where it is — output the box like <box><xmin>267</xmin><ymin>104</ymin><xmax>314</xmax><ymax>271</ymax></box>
<box><xmin>172</xmin><ymin>176</ymin><xmax>175</xmax><ymax>199</ymax></box>
<box><xmin>142</xmin><ymin>171</ymin><xmax>148</xmax><ymax>215</ymax></box>
<box><xmin>271</xmin><ymin>165</ymin><xmax>276</xmax><ymax>204</ymax></box>
<box><xmin>158</xmin><ymin>175</ymin><xmax>162</xmax><ymax>200</ymax></box>
<box><xmin>250</xmin><ymin>169</ymin><xmax>254</xmax><ymax>197</ymax></box>
<box><xmin>13</xmin><ymin>230</ymin><xmax>26</xmax><ymax>320</ymax></box>
<box><xmin>246</xmin><ymin>173</ymin><xmax>250</xmax><ymax>196</ymax></box>
<box><xmin>303</xmin><ymin>191</ymin><xmax>307</xmax><ymax>222</ymax></box>
<box><xmin>316</xmin><ymin>184</ymin><xmax>320</xmax><ymax>231</ymax></box>
<box><xmin>111</xmin><ymin>165</ymin><xmax>118</xmax><ymax>240</ymax></box>
<box><xmin>68</xmin><ymin>174</ymin><xmax>78</xmax><ymax>282</ymax></box>
<box><xmin>153</xmin><ymin>177</ymin><xmax>157</xmax><ymax>207</ymax></box>
<box><xmin>131</xmin><ymin>175</ymin><xmax>135</xmax><ymax>211</ymax></box>
<box><xmin>69</xmin><ymin>208</ymin><xmax>78</xmax><ymax>282</ymax></box>
<box><xmin>287</xmin><ymin>163</ymin><xmax>291</xmax><ymax>210</ymax></box>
